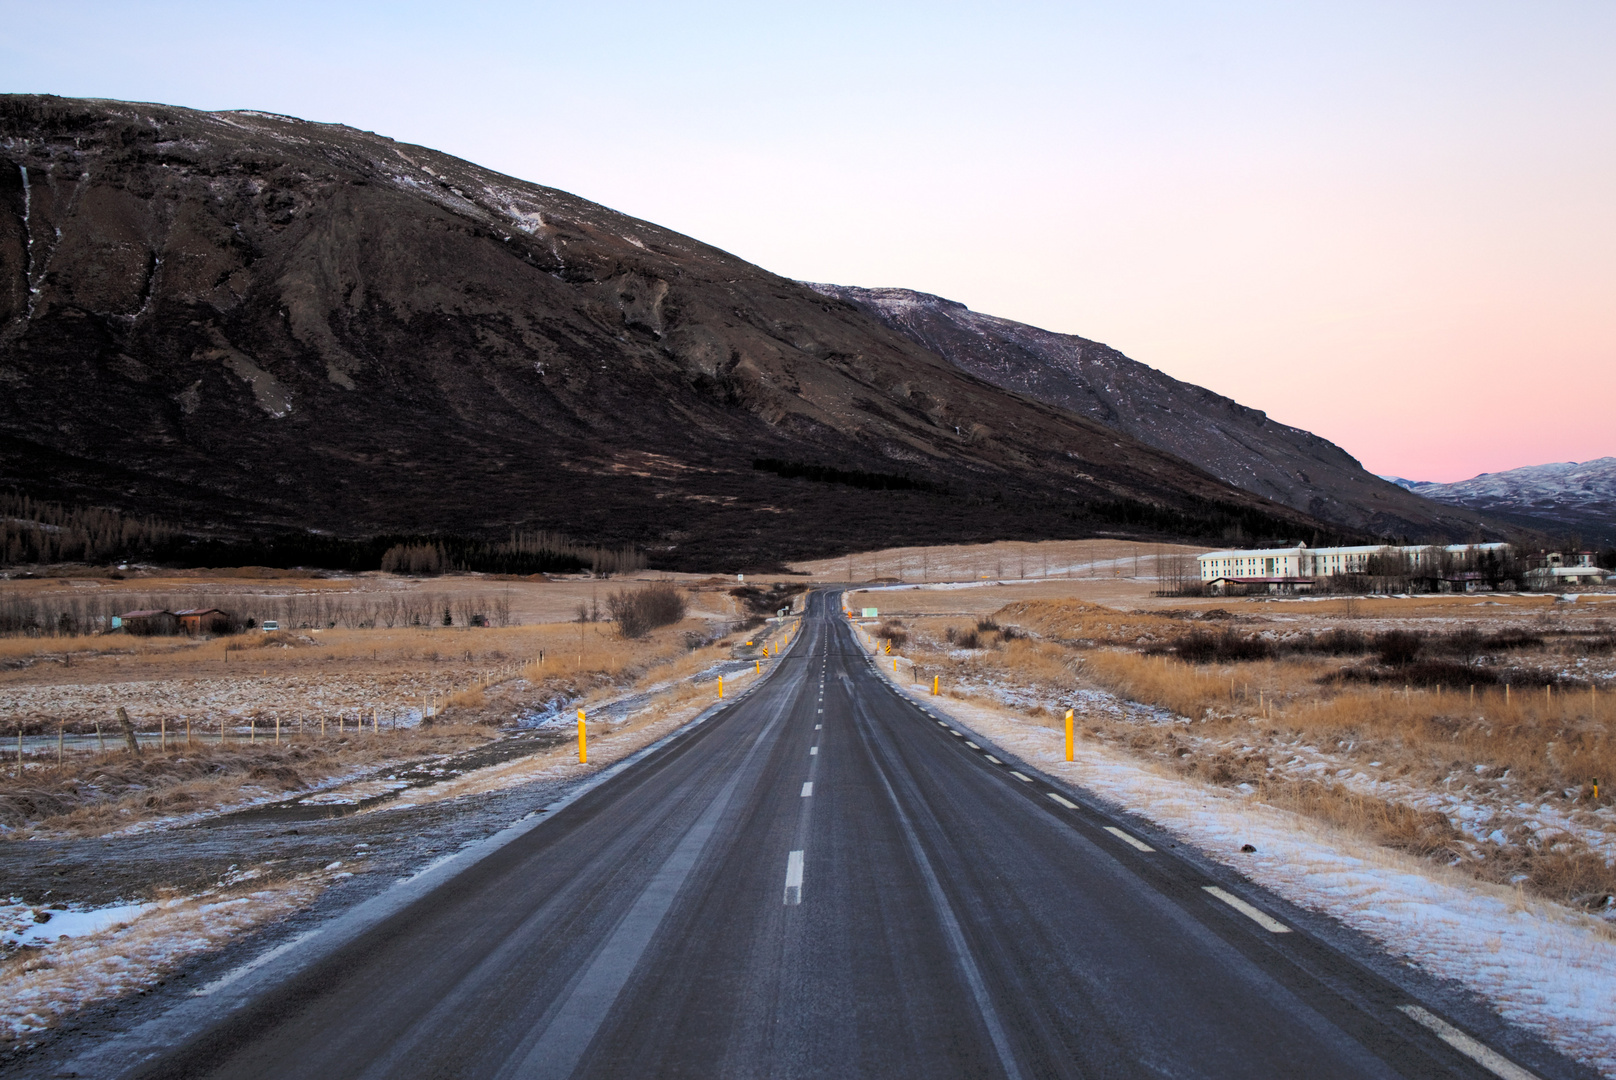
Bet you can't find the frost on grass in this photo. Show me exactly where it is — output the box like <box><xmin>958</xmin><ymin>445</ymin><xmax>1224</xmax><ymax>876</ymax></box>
<box><xmin>0</xmin><ymin>868</ymin><xmax>327</xmax><ymax>1049</ymax></box>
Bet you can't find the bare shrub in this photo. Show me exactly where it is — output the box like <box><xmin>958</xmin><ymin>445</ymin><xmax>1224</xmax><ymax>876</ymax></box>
<box><xmin>608</xmin><ymin>583</ymin><xmax>688</xmax><ymax>639</ymax></box>
<box><xmin>1334</xmin><ymin>660</ymin><xmax>1498</xmax><ymax>687</ymax></box>
<box><xmin>1165</xmin><ymin>631</ymin><xmax>1274</xmax><ymax>663</ymax></box>
<box><xmin>1374</xmin><ymin>631</ymin><xmax>1422</xmax><ymax>666</ymax></box>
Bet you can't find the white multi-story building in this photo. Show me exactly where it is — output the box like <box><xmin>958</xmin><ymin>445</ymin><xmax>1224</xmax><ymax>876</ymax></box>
<box><xmin>1196</xmin><ymin>542</ymin><xmax>1511</xmax><ymax>592</ymax></box>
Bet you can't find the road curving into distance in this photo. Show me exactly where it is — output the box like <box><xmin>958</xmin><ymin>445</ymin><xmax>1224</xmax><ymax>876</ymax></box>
<box><xmin>93</xmin><ymin>590</ymin><xmax>1585</xmax><ymax>1079</ymax></box>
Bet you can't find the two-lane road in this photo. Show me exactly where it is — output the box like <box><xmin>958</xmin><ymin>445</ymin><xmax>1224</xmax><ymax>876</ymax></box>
<box><xmin>116</xmin><ymin>590</ymin><xmax>1569</xmax><ymax>1079</ymax></box>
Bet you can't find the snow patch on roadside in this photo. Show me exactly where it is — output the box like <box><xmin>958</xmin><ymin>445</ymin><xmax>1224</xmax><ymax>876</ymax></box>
<box><xmin>0</xmin><ymin>872</ymin><xmax>329</xmax><ymax>1047</ymax></box>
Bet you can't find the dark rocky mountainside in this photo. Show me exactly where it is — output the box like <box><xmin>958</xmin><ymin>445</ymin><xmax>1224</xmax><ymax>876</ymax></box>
<box><xmin>808</xmin><ymin>285</ymin><xmax>1501</xmax><ymax>542</ymax></box>
<box><xmin>1389</xmin><ymin>459</ymin><xmax>1615</xmax><ymax>541</ymax></box>
<box><xmin>0</xmin><ymin>95</ymin><xmax>1328</xmax><ymax>569</ymax></box>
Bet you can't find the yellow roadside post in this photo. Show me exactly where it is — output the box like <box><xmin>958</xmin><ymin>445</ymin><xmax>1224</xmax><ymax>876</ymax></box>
<box><xmin>719</xmin><ymin>676</ymin><xmax>724</xmax><ymax>699</ymax></box>
<box><xmin>1065</xmin><ymin>709</ymin><xmax>1074</xmax><ymax>762</ymax></box>
<box><xmin>932</xmin><ymin>675</ymin><xmax>939</xmax><ymax>696</ymax></box>
<box><xmin>577</xmin><ymin>710</ymin><xmax>587</xmax><ymax>763</ymax></box>
<box><xmin>756</xmin><ymin>660</ymin><xmax>760</xmax><ymax>673</ymax></box>
<box><xmin>893</xmin><ymin>657</ymin><xmax>897</xmax><ymax>674</ymax></box>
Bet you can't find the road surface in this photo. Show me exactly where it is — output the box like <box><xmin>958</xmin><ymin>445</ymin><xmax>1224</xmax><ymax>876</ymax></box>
<box><xmin>112</xmin><ymin>590</ymin><xmax>1568</xmax><ymax>1079</ymax></box>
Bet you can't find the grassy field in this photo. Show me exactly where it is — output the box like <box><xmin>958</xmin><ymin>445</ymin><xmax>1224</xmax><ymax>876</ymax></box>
<box><xmin>846</xmin><ymin>567</ymin><xmax>1616</xmax><ymax>914</ymax></box>
<box><xmin>0</xmin><ymin>569</ymin><xmax>808</xmax><ymax>837</ymax></box>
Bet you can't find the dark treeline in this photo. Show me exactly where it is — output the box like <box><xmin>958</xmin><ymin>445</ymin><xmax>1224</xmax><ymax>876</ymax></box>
<box><xmin>1</xmin><ymin>492</ymin><xmax>644</xmax><ymax>576</ymax></box>
<box><xmin>1</xmin><ymin>492</ymin><xmax>178</xmax><ymax>565</ymax></box>
<box><xmin>377</xmin><ymin>533</ymin><xmax>645</xmax><ymax>577</ymax></box>
<box><xmin>1076</xmin><ymin>496</ymin><xmax>1340</xmax><ymax>546</ymax></box>
<box><xmin>753</xmin><ymin>458</ymin><xmax>947</xmax><ymax>494</ymax></box>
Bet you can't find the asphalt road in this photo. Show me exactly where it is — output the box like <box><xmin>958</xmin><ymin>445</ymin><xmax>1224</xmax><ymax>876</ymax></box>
<box><xmin>110</xmin><ymin>590</ymin><xmax>1574</xmax><ymax>1079</ymax></box>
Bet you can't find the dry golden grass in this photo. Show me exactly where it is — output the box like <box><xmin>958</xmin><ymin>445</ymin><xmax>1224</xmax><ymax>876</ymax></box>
<box><xmin>995</xmin><ymin>599</ymin><xmax>1191</xmax><ymax>646</ymax></box>
<box><xmin>1072</xmin><ymin>649</ymin><xmax>1616</xmax><ymax>802</ymax></box>
<box><xmin>0</xmin><ymin>614</ymin><xmax>802</xmax><ymax>835</ymax></box>
<box><xmin>872</xmin><ymin>598</ymin><xmax>1616</xmax><ymax>911</ymax></box>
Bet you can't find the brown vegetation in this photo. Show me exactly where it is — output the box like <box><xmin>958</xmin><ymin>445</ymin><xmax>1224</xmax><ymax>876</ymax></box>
<box><xmin>883</xmin><ymin>593</ymin><xmax>1616</xmax><ymax>913</ymax></box>
<box><xmin>0</xmin><ymin>726</ymin><xmax>492</xmax><ymax>836</ymax></box>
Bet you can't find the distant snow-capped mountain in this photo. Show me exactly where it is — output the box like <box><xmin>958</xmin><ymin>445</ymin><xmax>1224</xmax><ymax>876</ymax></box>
<box><xmin>1383</xmin><ymin>459</ymin><xmax>1616</xmax><ymax>541</ymax></box>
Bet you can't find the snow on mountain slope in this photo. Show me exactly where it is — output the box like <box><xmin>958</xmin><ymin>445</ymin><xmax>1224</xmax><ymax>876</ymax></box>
<box><xmin>1390</xmin><ymin>459</ymin><xmax>1616</xmax><ymax>540</ymax></box>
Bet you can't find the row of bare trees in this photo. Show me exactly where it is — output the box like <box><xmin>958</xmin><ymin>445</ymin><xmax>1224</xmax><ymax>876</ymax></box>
<box><xmin>0</xmin><ymin>589</ymin><xmax>517</xmax><ymax>637</ymax></box>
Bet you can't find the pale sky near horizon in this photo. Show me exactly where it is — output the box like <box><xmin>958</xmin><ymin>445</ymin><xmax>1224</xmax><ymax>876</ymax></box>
<box><xmin>3</xmin><ymin>1</ymin><xmax>1611</xmax><ymax>483</ymax></box>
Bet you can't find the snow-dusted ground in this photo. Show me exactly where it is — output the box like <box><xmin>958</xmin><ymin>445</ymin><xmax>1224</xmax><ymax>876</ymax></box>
<box><xmin>1</xmin><ymin>869</ymin><xmax>327</xmax><ymax>1044</ymax></box>
<box><xmin>940</xmin><ymin>665</ymin><xmax>1616</xmax><ymax>871</ymax></box>
<box><xmin>851</xmin><ymin>626</ymin><xmax>1616</xmax><ymax>1076</ymax></box>
<box><xmin>2</xmin><ymin>669</ymin><xmax>465</xmax><ymax>731</ymax></box>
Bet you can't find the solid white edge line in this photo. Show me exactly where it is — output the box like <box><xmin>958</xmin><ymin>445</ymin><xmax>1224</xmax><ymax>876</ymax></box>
<box><xmin>784</xmin><ymin>849</ymin><xmax>804</xmax><ymax>905</ymax></box>
<box><xmin>1398</xmin><ymin>1006</ymin><xmax>1541</xmax><ymax>1080</ymax></box>
<box><xmin>1103</xmin><ymin>826</ymin><xmax>1155</xmax><ymax>852</ymax></box>
<box><xmin>801</xmin><ymin>781</ymin><xmax>813</xmax><ymax>797</ymax></box>
<box><xmin>1046</xmin><ymin>792</ymin><xmax>1078</xmax><ymax>809</ymax></box>
<box><xmin>1202</xmin><ymin>886</ymin><xmax>1291</xmax><ymax>933</ymax></box>
<box><xmin>1009</xmin><ymin>771</ymin><xmax>1033</xmax><ymax>782</ymax></box>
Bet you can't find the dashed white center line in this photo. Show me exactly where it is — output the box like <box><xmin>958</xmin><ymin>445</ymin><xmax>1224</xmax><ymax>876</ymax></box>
<box><xmin>984</xmin><ymin>755</ymin><xmax>1003</xmax><ymax>765</ymax></box>
<box><xmin>948</xmin><ymin>729</ymin><xmax>964</xmax><ymax>737</ymax></box>
<box><xmin>1104</xmin><ymin>826</ymin><xmax>1154</xmax><ymax>852</ymax></box>
<box><xmin>1009</xmin><ymin>771</ymin><xmax>1033</xmax><ymax>783</ymax></box>
<box><xmin>1202</xmin><ymin>886</ymin><xmax>1291</xmax><ymax>933</ymax></box>
<box><xmin>801</xmin><ymin>782</ymin><xmax>813</xmax><ymax>797</ymax></box>
<box><xmin>814</xmin><ymin>724</ymin><xmax>821</xmax><ymax>730</ymax></box>
<box><xmin>809</xmin><ymin>746</ymin><xmax>818</xmax><ymax>755</ymax></box>
<box><xmin>1398</xmin><ymin>1005</ymin><xmax>1541</xmax><ymax>1080</ymax></box>
<box><xmin>965</xmin><ymin>741</ymin><xmax>980</xmax><ymax>750</ymax></box>
<box><xmin>1046</xmin><ymin>792</ymin><xmax>1078</xmax><ymax>809</ymax></box>
<box><xmin>783</xmin><ymin>849</ymin><xmax>804</xmax><ymax>905</ymax></box>
<box><xmin>817</xmin><ymin>709</ymin><xmax>823</xmax><ymax>713</ymax></box>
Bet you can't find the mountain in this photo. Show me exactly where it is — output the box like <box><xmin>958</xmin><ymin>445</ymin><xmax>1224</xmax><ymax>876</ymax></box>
<box><xmin>0</xmin><ymin>95</ymin><xmax>1333</xmax><ymax>570</ymax></box>
<box><xmin>805</xmin><ymin>286</ymin><xmax>1504</xmax><ymax>542</ymax></box>
<box><xmin>1389</xmin><ymin>460</ymin><xmax>1616</xmax><ymax>542</ymax></box>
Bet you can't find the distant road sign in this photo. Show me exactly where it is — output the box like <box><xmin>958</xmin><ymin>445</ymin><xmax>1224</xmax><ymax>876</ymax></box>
<box><xmin>861</xmin><ymin>607</ymin><xmax>879</xmax><ymax>618</ymax></box>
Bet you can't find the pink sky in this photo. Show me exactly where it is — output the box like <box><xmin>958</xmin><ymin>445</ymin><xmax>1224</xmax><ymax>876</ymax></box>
<box><xmin>6</xmin><ymin>2</ymin><xmax>1612</xmax><ymax>482</ymax></box>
